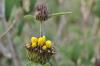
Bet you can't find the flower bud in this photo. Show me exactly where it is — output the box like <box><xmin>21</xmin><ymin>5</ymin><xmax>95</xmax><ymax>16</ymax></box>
<box><xmin>38</xmin><ymin>36</ymin><xmax>45</xmax><ymax>46</ymax></box>
<box><xmin>46</xmin><ymin>40</ymin><xmax>52</xmax><ymax>48</ymax></box>
<box><xmin>42</xmin><ymin>45</ymin><xmax>47</xmax><ymax>50</ymax></box>
<box><xmin>31</xmin><ymin>37</ymin><xmax>38</xmax><ymax>43</ymax></box>
<box><xmin>31</xmin><ymin>43</ymin><xmax>37</xmax><ymax>47</ymax></box>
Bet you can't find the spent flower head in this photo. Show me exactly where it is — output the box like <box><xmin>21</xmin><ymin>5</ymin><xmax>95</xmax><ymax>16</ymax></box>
<box><xmin>35</xmin><ymin>3</ymin><xmax>49</xmax><ymax>22</ymax></box>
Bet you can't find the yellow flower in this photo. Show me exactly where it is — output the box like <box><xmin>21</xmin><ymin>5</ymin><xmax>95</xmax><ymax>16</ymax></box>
<box><xmin>32</xmin><ymin>42</ymin><xmax>37</xmax><ymax>47</ymax></box>
<box><xmin>43</xmin><ymin>36</ymin><xmax>46</xmax><ymax>40</ymax></box>
<box><xmin>38</xmin><ymin>36</ymin><xmax>46</xmax><ymax>46</ymax></box>
<box><xmin>31</xmin><ymin>37</ymin><xmax>38</xmax><ymax>43</ymax></box>
<box><xmin>46</xmin><ymin>40</ymin><xmax>52</xmax><ymax>48</ymax></box>
<box><xmin>42</xmin><ymin>45</ymin><xmax>47</xmax><ymax>50</ymax></box>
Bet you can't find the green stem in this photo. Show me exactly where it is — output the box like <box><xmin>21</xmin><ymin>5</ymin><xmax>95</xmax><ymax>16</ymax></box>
<box><xmin>40</xmin><ymin>22</ymin><xmax>42</xmax><ymax>37</ymax></box>
<box><xmin>50</xmin><ymin>12</ymin><xmax>72</xmax><ymax>17</ymax></box>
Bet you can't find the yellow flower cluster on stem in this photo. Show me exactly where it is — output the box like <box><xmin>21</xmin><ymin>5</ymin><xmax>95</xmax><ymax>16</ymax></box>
<box><xmin>31</xmin><ymin>36</ymin><xmax>52</xmax><ymax>50</ymax></box>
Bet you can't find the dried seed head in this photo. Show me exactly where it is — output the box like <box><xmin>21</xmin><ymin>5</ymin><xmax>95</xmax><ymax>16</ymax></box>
<box><xmin>35</xmin><ymin>3</ymin><xmax>49</xmax><ymax>22</ymax></box>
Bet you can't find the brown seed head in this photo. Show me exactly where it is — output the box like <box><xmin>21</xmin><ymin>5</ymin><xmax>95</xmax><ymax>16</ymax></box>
<box><xmin>35</xmin><ymin>4</ymin><xmax>48</xmax><ymax>22</ymax></box>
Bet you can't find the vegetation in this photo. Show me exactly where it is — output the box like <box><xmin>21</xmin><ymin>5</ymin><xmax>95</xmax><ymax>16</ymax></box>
<box><xmin>0</xmin><ymin>0</ymin><xmax>100</xmax><ymax>66</ymax></box>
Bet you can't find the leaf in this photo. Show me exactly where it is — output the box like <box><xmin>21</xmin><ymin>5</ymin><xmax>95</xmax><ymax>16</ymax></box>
<box><xmin>5</xmin><ymin>0</ymin><xmax>15</xmax><ymax>21</ymax></box>
<box><xmin>81</xmin><ymin>41</ymin><xmax>94</xmax><ymax>63</ymax></box>
<box><xmin>93</xmin><ymin>0</ymin><xmax>100</xmax><ymax>17</ymax></box>
<box><xmin>15</xmin><ymin>0</ymin><xmax>21</xmax><ymax>7</ymax></box>
<box><xmin>70</xmin><ymin>43</ymin><xmax>83</xmax><ymax>62</ymax></box>
<box><xmin>59</xmin><ymin>41</ymin><xmax>84</xmax><ymax>63</ymax></box>
<box><xmin>86</xmin><ymin>42</ymin><xmax>94</xmax><ymax>61</ymax></box>
<box><xmin>17</xmin><ymin>15</ymin><xmax>36</xmax><ymax>35</ymax></box>
<box><xmin>25</xmin><ymin>63</ymin><xmax>41</xmax><ymax>66</ymax></box>
<box><xmin>82</xmin><ymin>61</ymin><xmax>94</xmax><ymax>66</ymax></box>
<box><xmin>43</xmin><ymin>63</ymin><xmax>50</xmax><ymax>66</ymax></box>
<box><xmin>25</xmin><ymin>63</ymin><xmax>33</xmax><ymax>66</ymax></box>
<box><xmin>5</xmin><ymin>0</ymin><xmax>21</xmax><ymax>21</ymax></box>
<box><xmin>29</xmin><ymin>0</ymin><xmax>36</xmax><ymax>13</ymax></box>
<box><xmin>23</xmin><ymin>15</ymin><xmax>35</xmax><ymax>23</ymax></box>
<box><xmin>17</xmin><ymin>18</ymin><xmax>25</xmax><ymax>35</ymax></box>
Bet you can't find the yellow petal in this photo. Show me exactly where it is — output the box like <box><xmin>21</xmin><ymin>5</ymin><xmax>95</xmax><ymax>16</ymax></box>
<box><xmin>42</xmin><ymin>45</ymin><xmax>47</xmax><ymax>50</ymax></box>
<box><xmin>46</xmin><ymin>40</ymin><xmax>52</xmax><ymax>48</ymax></box>
<box><xmin>42</xmin><ymin>36</ymin><xmax>46</xmax><ymax>40</ymax></box>
<box><xmin>32</xmin><ymin>43</ymin><xmax>37</xmax><ymax>47</ymax></box>
<box><xmin>31</xmin><ymin>37</ymin><xmax>38</xmax><ymax>43</ymax></box>
<box><xmin>38</xmin><ymin>37</ymin><xmax>45</xmax><ymax>46</ymax></box>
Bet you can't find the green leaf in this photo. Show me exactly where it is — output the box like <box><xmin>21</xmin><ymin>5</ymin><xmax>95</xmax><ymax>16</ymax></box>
<box><xmin>15</xmin><ymin>0</ymin><xmax>21</xmax><ymax>7</ymax></box>
<box><xmin>25</xmin><ymin>63</ymin><xmax>33</xmax><ymax>66</ymax></box>
<box><xmin>5</xmin><ymin>0</ymin><xmax>15</xmax><ymax>21</ymax></box>
<box><xmin>59</xmin><ymin>41</ymin><xmax>84</xmax><ymax>63</ymax></box>
<box><xmin>81</xmin><ymin>41</ymin><xmax>94</xmax><ymax>63</ymax></box>
<box><xmin>93</xmin><ymin>0</ymin><xmax>100</xmax><ymax>17</ymax></box>
<box><xmin>86</xmin><ymin>42</ymin><xmax>94</xmax><ymax>61</ymax></box>
<box><xmin>70</xmin><ymin>43</ymin><xmax>83</xmax><ymax>62</ymax></box>
<box><xmin>25</xmin><ymin>63</ymin><xmax>41</xmax><ymax>66</ymax></box>
<box><xmin>17</xmin><ymin>15</ymin><xmax>36</xmax><ymax>35</ymax></box>
<box><xmin>43</xmin><ymin>63</ymin><xmax>50</xmax><ymax>66</ymax></box>
<box><xmin>82</xmin><ymin>61</ymin><xmax>94</xmax><ymax>66</ymax></box>
<box><xmin>5</xmin><ymin>0</ymin><xmax>21</xmax><ymax>21</ymax></box>
<box><xmin>29</xmin><ymin>0</ymin><xmax>36</xmax><ymax>13</ymax></box>
<box><xmin>23</xmin><ymin>15</ymin><xmax>35</xmax><ymax>23</ymax></box>
<box><xmin>17</xmin><ymin>18</ymin><xmax>25</xmax><ymax>35</ymax></box>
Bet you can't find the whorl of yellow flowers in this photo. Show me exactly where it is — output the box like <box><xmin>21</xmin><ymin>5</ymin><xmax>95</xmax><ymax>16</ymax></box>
<box><xmin>31</xmin><ymin>36</ymin><xmax>52</xmax><ymax>50</ymax></box>
<box><xmin>25</xmin><ymin>36</ymin><xmax>56</xmax><ymax>64</ymax></box>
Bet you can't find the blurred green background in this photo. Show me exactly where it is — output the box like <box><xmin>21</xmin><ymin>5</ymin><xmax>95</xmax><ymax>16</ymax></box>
<box><xmin>0</xmin><ymin>0</ymin><xmax>100</xmax><ymax>66</ymax></box>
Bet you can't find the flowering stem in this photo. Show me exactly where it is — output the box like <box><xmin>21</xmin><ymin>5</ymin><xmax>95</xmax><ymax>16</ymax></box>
<box><xmin>50</xmin><ymin>12</ymin><xmax>72</xmax><ymax>17</ymax></box>
<box><xmin>40</xmin><ymin>22</ymin><xmax>42</xmax><ymax>37</ymax></box>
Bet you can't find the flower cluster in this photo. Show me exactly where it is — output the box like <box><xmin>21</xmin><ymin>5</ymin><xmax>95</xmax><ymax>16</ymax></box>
<box><xmin>25</xmin><ymin>36</ymin><xmax>55</xmax><ymax>64</ymax></box>
<box><xmin>31</xmin><ymin>36</ymin><xmax>52</xmax><ymax>50</ymax></box>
